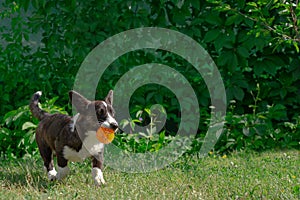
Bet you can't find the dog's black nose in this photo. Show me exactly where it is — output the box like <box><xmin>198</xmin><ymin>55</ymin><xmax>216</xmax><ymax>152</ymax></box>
<box><xmin>110</xmin><ymin>122</ymin><xmax>118</xmax><ymax>130</ymax></box>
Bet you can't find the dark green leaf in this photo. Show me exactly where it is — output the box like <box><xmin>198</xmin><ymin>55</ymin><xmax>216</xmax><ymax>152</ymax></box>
<box><xmin>279</xmin><ymin>89</ymin><xmax>287</xmax><ymax>99</ymax></box>
<box><xmin>232</xmin><ymin>86</ymin><xmax>245</xmax><ymax>101</ymax></box>
<box><xmin>225</xmin><ymin>15</ymin><xmax>239</xmax><ymax>26</ymax></box>
<box><xmin>204</xmin><ymin>29</ymin><xmax>220</xmax><ymax>42</ymax></box>
<box><xmin>253</xmin><ymin>61</ymin><xmax>265</xmax><ymax>76</ymax></box>
<box><xmin>22</xmin><ymin>0</ymin><xmax>30</xmax><ymax>12</ymax></box>
<box><xmin>227</xmin><ymin>52</ymin><xmax>238</xmax><ymax>72</ymax></box>
<box><xmin>237</xmin><ymin>46</ymin><xmax>249</xmax><ymax>58</ymax></box>
<box><xmin>205</xmin><ymin>13</ymin><xmax>223</xmax><ymax>25</ymax></box>
<box><xmin>190</xmin><ymin>0</ymin><xmax>200</xmax><ymax>10</ymax></box>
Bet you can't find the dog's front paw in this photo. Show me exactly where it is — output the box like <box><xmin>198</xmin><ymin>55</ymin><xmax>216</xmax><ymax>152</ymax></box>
<box><xmin>47</xmin><ymin>169</ymin><xmax>57</xmax><ymax>181</ymax></box>
<box><xmin>92</xmin><ymin>167</ymin><xmax>105</xmax><ymax>186</ymax></box>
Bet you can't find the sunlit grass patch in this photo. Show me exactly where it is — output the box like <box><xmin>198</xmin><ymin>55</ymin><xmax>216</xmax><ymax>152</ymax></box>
<box><xmin>0</xmin><ymin>150</ymin><xmax>299</xmax><ymax>199</ymax></box>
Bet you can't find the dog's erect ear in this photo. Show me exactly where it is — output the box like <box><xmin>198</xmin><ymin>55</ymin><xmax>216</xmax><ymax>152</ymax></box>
<box><xmin>105</xmin><ymin>90</ymin><xmax>114</xmax><ymax>106</ymax></box>
<box><xmin>69</xmin><ymin>90</ymin><xmax>91</xmax><ymax>113</ymax></box>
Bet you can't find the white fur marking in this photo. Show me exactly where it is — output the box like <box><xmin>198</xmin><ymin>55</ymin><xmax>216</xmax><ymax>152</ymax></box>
<box><xmin>56</xmin><ymin>166</ymin><xmax>70</xmax><ymax>180</ymax></box>
<box><xmin>63</xmin><ymin>131</ymin><xmax>104</xmax><ymax>162</ymax></box>
<box><xmin>102</xmin><ymin>101</ymin><xmax>107</xmax><ymax>108</ymax></box>
<box><xmin>47</xmin><ymin>168</ymin><xmax>57</xmax><ymax>181</ymax></box>
<box><xmin>70</xmin><ymin>113</ymin><xmax>80</xmax><ymax>132</ymax></box>
<box><xmin>36</xmin><ymin>91</ymin><xmax>42</xmax><ymax>96</ymax></box>
<box><xmin>102</xmin><ymin>112</ymin><xmax>117</xmax><ymax>128</ymax></box>
<box><xmin>92</xmin><ymin>167</ymin><xmax>105</xmax><ymax>185</ymax></box>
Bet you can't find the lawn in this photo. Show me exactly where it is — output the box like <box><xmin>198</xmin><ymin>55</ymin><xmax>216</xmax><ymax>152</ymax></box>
<box><xmin>0</xmin><ymin>150</ymin><xmax>299</xmax><ymax>199</ymax></box>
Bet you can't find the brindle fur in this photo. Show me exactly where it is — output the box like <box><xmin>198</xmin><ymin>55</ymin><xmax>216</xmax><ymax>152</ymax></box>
<box><xmin>29</xmin><ymin>90</ymin><xmax>117</xmax><ymax>182</ymax></box>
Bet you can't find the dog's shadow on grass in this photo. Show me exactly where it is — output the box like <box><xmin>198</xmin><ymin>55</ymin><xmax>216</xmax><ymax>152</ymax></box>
<box><xmin>0</xmin><ymin>159</ymin><xmax>59</xmax><ymax>192</ymax></box>
<box><xmin>1</xmin><ymin>158</ymin><xmax>94</xmax><ymax>192</ymax></box>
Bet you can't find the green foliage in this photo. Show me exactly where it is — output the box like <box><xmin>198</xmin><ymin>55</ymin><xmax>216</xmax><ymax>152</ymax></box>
<box><xmin>219</xmin><ymin>104</ymin><xmax>300</xmax><ymax>153</ymax></box>
<box><xmin>0</xmin><ymin>105</ymin><xmax>37</xmax><ymax>159</ymax></box>
<box><xmin>0</xmin><ymin>97</ymin><xmax>68</xmax><ymax>158</ymax></box>
<box><xmin>0</xmin><ymin>0</ymin><xmax>299</xmax><ymax>158</ymax></box>
<box><xmin>216</xmin><ymin>86</ymin><xmax>300</xmax><ymax>153</ymax></box>
<box><xmin>113</xmin><ymin>131</ymin><xmax>173</xmax><ymax>153</ymax></box>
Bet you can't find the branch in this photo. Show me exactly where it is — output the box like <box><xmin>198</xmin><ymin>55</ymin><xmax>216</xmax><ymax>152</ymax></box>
<box><xmin>289</xmin><ymin>1</ymin><xmax>300</xmax><ymax>41</ymax></box>
<box><xmin>233</xmin><ymin>7</ymin><xmax>300</xmax><ymax>43</ymax></box>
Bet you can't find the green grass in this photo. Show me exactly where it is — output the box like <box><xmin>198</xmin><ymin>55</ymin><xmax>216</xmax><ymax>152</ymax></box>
<box><xmin>0</xmin><ymin>150</ymin><xmax>299</xmax><ymax>199</ymax></box>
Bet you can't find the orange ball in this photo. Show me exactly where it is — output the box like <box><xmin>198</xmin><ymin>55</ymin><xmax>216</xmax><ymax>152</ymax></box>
<box><xmin>96</xmin><ymin>126</ymin><xmax>115</xmax><ymax>144</ymax></box>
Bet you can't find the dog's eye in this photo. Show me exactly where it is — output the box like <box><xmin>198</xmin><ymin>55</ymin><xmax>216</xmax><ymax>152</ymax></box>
<box><xmin>99</xmin><ymin>108</ymin><xmax>106</xmax><ymax>116</ymax></box>
<box><xmin>99</xmin><ymin>108</ymin><xmax>104</xmax><ymax>115</ymax></box>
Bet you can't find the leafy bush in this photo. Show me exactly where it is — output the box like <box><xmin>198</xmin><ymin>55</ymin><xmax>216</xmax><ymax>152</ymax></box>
<box><xmin>0</xmin><ymin>0</ymin><xmax>299</xmax><ymax>158</ymax></box>
<box><xmin>218</xmin><ymin>104</ymin><xmax>300</xmax><ymax>153</ymax></box>
<box><xmin>0</xmin><ymin>97</ymin><xmax>68</xmax><ymax>159</ymax></box>
<box><xmin>0</xmin><ymin>96</ymin><xmax>298</xmax><ymax>158</ymax></box>
<box><xmin>113</xmin><ymin>131</ymin><xmax>174</xmax><ymax>153</ymax></box>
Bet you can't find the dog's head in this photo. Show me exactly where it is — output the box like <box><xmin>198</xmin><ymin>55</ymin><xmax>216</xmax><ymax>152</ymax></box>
<box><xmin>69</xmin><ymin>90</ymin><xmax>118</xmax><ymax>132</ymax></box>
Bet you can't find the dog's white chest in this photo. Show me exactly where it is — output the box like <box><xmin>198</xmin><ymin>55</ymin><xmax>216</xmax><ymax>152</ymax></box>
<box><xmin>63</xmin><ymin>131</ymin><xmax>104</xmax><ymax>162</ymax></box>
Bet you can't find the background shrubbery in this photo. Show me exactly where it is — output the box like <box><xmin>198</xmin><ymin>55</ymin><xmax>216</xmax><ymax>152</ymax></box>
<box><xmin>0</xmin><ymin>0</ymin><xmax>299</xmax><ymax>158</ymax></box>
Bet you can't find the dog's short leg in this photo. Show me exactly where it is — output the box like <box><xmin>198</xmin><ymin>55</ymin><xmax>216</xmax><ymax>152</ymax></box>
<box><xmin>44</xmin><ymin>166</ymin><xmax>57</xmax><ymax>181</ymax></box>
<box><xmin>37</xmin><ymin>141</ymin><xmax>57</xmax><ymax>181</ymax></box>
<box><xmin>92</xmin><ymin>152</ymin><xmax>105</xmax><ymax>186</ymax></box>
<box><xmin>56</xmin><ymin>153</ymin><xmax>70</xmax><ymax>180</ymax></box>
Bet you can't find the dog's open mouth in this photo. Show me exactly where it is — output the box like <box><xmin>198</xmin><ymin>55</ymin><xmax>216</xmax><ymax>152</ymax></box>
<box><xmin>96</xmin><ymin>126</ymin><xmax>115</xmax><ymax>144</ymax></box>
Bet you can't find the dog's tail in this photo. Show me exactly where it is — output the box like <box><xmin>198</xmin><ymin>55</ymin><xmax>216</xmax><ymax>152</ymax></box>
<box><xmin>29</xmin><ymin>91</ymin><xmax>49</xmax><ymax>121</ymax></box>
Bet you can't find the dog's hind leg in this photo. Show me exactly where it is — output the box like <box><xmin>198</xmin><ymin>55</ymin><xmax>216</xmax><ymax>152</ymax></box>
<box><xmin>36</xmin><ymin>128</ymin><xmax>57</xmax><ymax>180</ymax></box>
<box><xmin>38</xmin><ymin>144</ymin><xmax>57</xmax><ymax>181</ymax></box>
